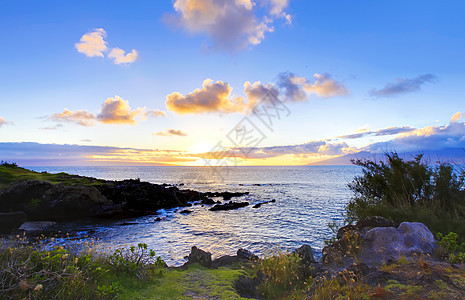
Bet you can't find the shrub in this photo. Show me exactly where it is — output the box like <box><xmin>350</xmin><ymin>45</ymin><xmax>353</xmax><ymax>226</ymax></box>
<box><xmin>0</xmin><ymin>237</ymin><xmax>165</xmax><ymax>299</ymax></box>
<box><xmin>347</xmin><ymin>152</ymin><xmax>465</xmax><ymax>240</ymax></box>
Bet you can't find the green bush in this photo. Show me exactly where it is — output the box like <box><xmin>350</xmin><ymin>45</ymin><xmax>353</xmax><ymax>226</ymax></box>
<box><xmin>436</xmin><ymin>232</ymin><xmax>465</xmax><ymax>263</ymax></box>
<box><xmin>0</xmin><ymin>237</ymin><xmax>166</xmax><ymax>299</ymax></box>
<box><xmin>347</xmin><ymin>152</ymin><xmax>465</xmax><ymax>240</ymax></box>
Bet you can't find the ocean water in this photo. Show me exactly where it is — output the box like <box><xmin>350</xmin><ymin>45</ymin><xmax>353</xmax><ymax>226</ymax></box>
<box><xmin>28</xmin><ymin>166</ymin><xmax>360</xmax><ymax>266</ymax></box>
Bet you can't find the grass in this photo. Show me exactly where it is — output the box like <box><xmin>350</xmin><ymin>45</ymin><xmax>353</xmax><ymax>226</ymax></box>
<box><xmin>0</xmin><ymin>162</ymin><xmax>106</xmax><ymax>189</ymax></box>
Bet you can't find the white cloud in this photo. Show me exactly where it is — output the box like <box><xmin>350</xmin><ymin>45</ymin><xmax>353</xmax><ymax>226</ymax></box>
<box><xmin>75</xmin><ymin>28</ymin><xmax>138</xmax><ymax>64</ymax></box>
<box><xmin>108</xmin><ymin>48</ymin><xmax>138</xmax><ymax>64</ymax></box>
<box><xmin>75</xmin><ymin>28</ymin><xmax>108</xmax><ymax>57</ymax></box>
<box><xmin>168</xmin><ymin>0</ymin><xmax>291</xmax><ymax>51</ymax></box>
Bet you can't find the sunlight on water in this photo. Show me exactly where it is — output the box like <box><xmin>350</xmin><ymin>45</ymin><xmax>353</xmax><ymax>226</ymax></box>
<box><xmin>29</xmin><ymin>166</ymin><xmax>360</xmax><ymax>266</ymax></box>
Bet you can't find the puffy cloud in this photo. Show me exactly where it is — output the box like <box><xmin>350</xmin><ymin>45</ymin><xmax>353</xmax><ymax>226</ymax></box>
<box><xmin>0</xmin><ymin>117</ymin><xmax>13</xmax><ymax>127</ymax></box>
<box><xmin>277</xmin><ymin>72</ymin><xmax>349</xmax><ymax>101</ymax></box>
<box><xmin>154</xmin><ymin>129</ymin><xmax>188</xmax><ymax>137</ymax></box>
<box><xmin>108</xmin><ymin>48</ymin><xmax>138</xmax><ymax>64</ymax></box>
<box><xmin>243</xmin><ymin>80</ymin><xmax>280</xmax><ymax>106</ymax></box>
<box><xmin>166</xmin><ymin>79</ymin><xmax>246</xmax><ymax>114</ymax></box>
<box><xmin>50</xmin><ymin>96</ymin><xmax>165</xmax><ymax>126</ymax></box>
<box><xmin>75</xmin><ymin>28</ymin><xmax>108</xmax><ymax>57</ymax></box>
<box><xmin>49</xmin><ymin>109</ymin><xmax>97</xmax><ymax>126</ymax></box>
<box><xmin>168</xmin><ymin>0</ymin><xmax>291</xmax><ymax>51</ymax></box>
<box><xmin>304</xmin><ymin>73</ymin><xmax>349</xmax><ymax>98</ymax></box>
<box><xmin>338</xmin><ymin>126</ymin><xmax>415</xmax><ymax>139</ymax></box>
<box><xmin>369</xmin><ymin>74</ymin><xmax>436</xmax><ymax>97</ymax></box>
<box><xmin>75</xmin><ymin>28</ymin><xmax>138</xmax><ymax>64</ymax></box>
<box><xmin>450</xmin><ymin>112</ymin><xmax>464</xmax><ymax>123</ymax></box>
<box><xmin>97</xmin><ymin>96</ymin><xmax>144</xmax><ymax>125</ymax></box>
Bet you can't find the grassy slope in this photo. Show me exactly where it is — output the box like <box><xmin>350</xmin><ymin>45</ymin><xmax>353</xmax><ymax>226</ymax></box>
<box><xmin>0</xmin><ymin>164</ymin><xmax>106</xmax><ymax>189</ymax></box>
<box><xmin>119</xmin><ymin>264</ymin><xmax>252</xmax><ymax>300</ymax></box>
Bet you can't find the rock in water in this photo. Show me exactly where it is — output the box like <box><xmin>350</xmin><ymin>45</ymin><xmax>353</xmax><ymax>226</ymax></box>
<box><xmin>19</xmin><ymin>221</ymin><xmax>56</xmax><ymax>232</ymax></box>
<box><xmin>293</xmin><ymin>244</ymin><xmax>315</xmax><ymax>265</ymax></box>
<box><xmin>209</xmin><ymin>201</ymin><xmax>249</xmax><ymax>211</ymax></box>
<box><xmin>237</xmin><ymin>248</ymin><xmax>259</xmax><ymax>261</ymax></box>
<box><xmin>187</xmin><ymin>246</ymin><xmax>212</xmax><ymax>268</ymax></box>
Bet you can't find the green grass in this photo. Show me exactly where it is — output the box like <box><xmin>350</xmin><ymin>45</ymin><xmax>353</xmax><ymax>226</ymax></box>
<box><xmin>124</xmin><ymin>264</ymin><xmax>252</xmax><ymax>300</ymax></box>
<box><xmin>0</xmin><ymin>163</ymin><xmax>106</xmax><ymax>189</ymax></box>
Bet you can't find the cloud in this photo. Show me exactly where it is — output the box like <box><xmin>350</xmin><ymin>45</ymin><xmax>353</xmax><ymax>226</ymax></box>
<box><xmin>141</xmin><ymin>109</ymin><xmax>167</xmax><ymax>118</ymax></box>
<box><xmin>369</xmin><ymin>74</ymin><xmax>436</xmax><ymax>97</ymax></box>
<box><xmin>40</xmin><ymin>124</ymin><xmax>64</xmax><ymax>130</ymax></box>
<box><xmin>0</xmin><ymin>117</ymin><xmax>13</xmax><ymax>127</ymax></box>
<box><xmin>108</xmin><ymin>48</ymin><xmax>138</xmax><ymax>64</ymax></box>
<box><xmin>277</xmin><ymin>72</ymin><xmax>349</xmax><ymax>102</ymax></box>
<box><xmin>0</xmin><ymin>142</ymin><xmax>194</xmax><ymax>166</ymax></box>
<box><xmin>50</xmin><ymin>96</ymin><xmax>165</xmax><ymax>126</ymax></box>
<box><xmin>167</xmin><ymin>0</ymin><xmax>291</xmax><ymax>51</ymax></box>
<box><xmin>338</xmin><ymin>126</ymin><xmax>415</xmax><ymax>139</ymax></box>
<box><xmin>243</xmin><ymin>80</ymin><xmax>280</xmax><ymax>106</ymax></box>
<box><xmin>154</xmin><ymin>129</ymin><xmax>188</xmax><ymax>137</ymax></box>
<box><xmin>97</xmin><ymin>96</ymin><xmax>144</xmax><ymax>125</ymax></box>
<box><xmin>197</xmin><ymin>140</ymin><xmax>355</xmax><ymax>159</ymax></box>
<box><xmin>166</xmin><ymin>72</ymin><xmax>349</xmax><ymax>115</ymax></box>
<box><xmin>305</xmin><ymin>73</ymin><xmax>349</xmax><ymax>98</ymax></box>
<box><xmin>365</xmin><ymin>114</ymin><xmax>465</xmax><ymax>153</ymax></box>
<box><xmin>75</xmin><ymin>28</ymin><xmax>108</xmax><ymax>57</ymax></box>
<box><xmin>450</xmin><ymin>112</ymin><xmax>464</xmax><ymax>123</ymax></box>
<box><xmin>75</xmin><ymin>28</ymin><xmax>138</xmax><ymax>64</ymax></box>
<box><xmin>166</xmin><ymin>79</ymin><xmax>246</xmax><ymax>114</ymax></box>
<box><xmin>49</xmin><ymin>109</ymin><xmax>97</xmax><ymax>126</ymax></box>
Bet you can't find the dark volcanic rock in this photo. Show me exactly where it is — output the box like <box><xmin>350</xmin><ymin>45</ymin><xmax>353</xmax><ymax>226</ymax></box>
<box><xmin>355</xmin><ymin>216</ymin><xmax>396</xmax><ymax>234</ymax></box>
<box><xmin>180</xmin><ymin>209</ymin><xmax>193</xmax><ymax>214</ymax></box>
<box><xmin>0</xmin><ymin>180</ymin><xmax>53</xmax><ymax>212</ymax></box>
<box><xmin>209</xmin><ymin>201</ymin><xmax>249</xmax><ymax>211</ymax></box>
<box><xmin>203</xmin><ymin>191</ymin><xmax>249</xmax><ymax>200</ymax></box>
<box><xmin>252</xmin><ymin>199</ymin><xmax>276</xmax><ymax>209</ymax></box>
<box><xmin>293</xmin><ymin>244</ymin><xmax>315</xmax><ymax>265</ymax></box>
<box><xmin>186</xmin><ymin>246</ymin><xmax>212</xmax><ymax>268</ymax></box>
<box><xmin>0</xmin><ymin>211</ymin><xmax>27</xmax><ymax>231</ymax></box>
<box><xmin>237</xmin><ymin>248</ymin><xmax>259</xmax><ymax>261</ymax></box>
<box><xmin>40</xmin><ymin>185</ymin><xmax>111</xmax><ymax>220</ymax></box>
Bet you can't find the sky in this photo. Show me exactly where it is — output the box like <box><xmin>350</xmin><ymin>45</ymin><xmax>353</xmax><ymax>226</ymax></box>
<box><xmin>0</xmin><ymin>0</ymin><xmax>464</xmax><ymax>166</ymax></box>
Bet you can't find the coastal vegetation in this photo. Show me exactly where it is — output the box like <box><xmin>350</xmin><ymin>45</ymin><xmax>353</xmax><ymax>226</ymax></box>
<box><xmin>347</xmin><ymin>152</ymin><xmax>465</xmax><ymax>241</ymax></box>
<box><xmin>1</xmin><ymin>156</ymin><xmax>465</xmax><ymax>299</ymax></box>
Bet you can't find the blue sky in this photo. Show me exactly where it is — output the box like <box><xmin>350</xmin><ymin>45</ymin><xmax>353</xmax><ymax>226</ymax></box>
<box><xmin>1</xmin><ymin>0</ymin><xmax>464</xmax><ymax>166</ymax></box>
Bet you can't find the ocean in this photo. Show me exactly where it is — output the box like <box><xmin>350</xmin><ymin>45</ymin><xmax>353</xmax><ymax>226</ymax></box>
<box><xmin>28</xmin><ymin>165</ymin><xmax>360</xmax><ymax>266</ymax></box>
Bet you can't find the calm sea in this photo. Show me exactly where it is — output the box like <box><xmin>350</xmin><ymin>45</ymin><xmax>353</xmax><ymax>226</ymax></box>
<box><xmin>28</xmin><ymin>166</ymin><xmax>360</xmax><ymax>266</ymax></box>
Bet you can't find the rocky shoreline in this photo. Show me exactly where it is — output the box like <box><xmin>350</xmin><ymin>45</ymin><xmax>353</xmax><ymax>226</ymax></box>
<box><xmin>0</xmin><ymin>173</ymin><xmax>252</xmax><ymax>233</ymax></box>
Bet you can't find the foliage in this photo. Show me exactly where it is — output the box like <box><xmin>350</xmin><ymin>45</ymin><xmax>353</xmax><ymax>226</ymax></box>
<box><xmin>0</xmin><ymin>163</ymin><xmax>106</xmax><ymax>189</ymax></box>
<box><xmin>0</xmin><ymin>237</ymin><xmax>166</xmax><ymax>299</ymax></box>
<box><xmin>347</xmin><ymin>152</ymin><xmax>465</xmax><ymax>240</ymax></box>
<box><xmin>255</xmin><ymin>250</ymin><xmax>312</xmax><ymax>299</ymax></box>
<box><xmin>436</xmin><ymin>232</ymin><xmax>465</xmax><ymax>263</ymax></box>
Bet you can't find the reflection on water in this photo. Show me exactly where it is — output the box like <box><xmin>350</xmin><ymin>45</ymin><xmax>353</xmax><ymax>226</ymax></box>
<box><xmin>28</xmin><ymin>166</ymin><xmax>360</xmax><ymax>266</ymax></box>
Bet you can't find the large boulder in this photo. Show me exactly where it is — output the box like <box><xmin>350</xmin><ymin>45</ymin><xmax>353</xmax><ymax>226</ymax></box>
<box><xmin>186</xmin><ymin>246</ymin><xmax>212</xmax><ymax>268</ymax></box>
<box><xmin>323</xmin><ymin>221</ymin><xmax>437</xmax><ymax>266</ymax></box>
<box><xmin>41</xmin><ymin>185</ymin><xmax>111</xmax><ymax>220</ymax></box>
